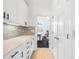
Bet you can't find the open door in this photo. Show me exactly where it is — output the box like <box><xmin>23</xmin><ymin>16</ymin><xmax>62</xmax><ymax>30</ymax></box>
<box><xmin>36</xmin><ymin>16</ymin><xmax>50</xmax><ymax>48</ymax></box>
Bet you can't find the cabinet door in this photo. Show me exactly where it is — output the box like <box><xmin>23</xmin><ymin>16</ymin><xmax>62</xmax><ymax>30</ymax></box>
<box><xmin>19</xmin><ymin>41</ymin><xmax>29</xmax><ymax>59</ymax></box>
<box><xmin>24</xmin><ymin>41</ymin><xmax>32</xmax><ymax>59</ymax></box>
<box><xmin>4</xmin><ymin>46</ymin><xmax>24</xmax><ymax>59</ymax></box>
<box><xmin>16</xmin><ymin>0</ymin><xmax>28</xmax><ymax>26</ymax></box>
<box><xmin>18</xmin><ymin>40</ymin><xmax>34</xmax><ymax>59</ymax></box>
<box><xmin>4</xmin><ymin>51</ymin><xmax>18</xmax><ymax>59</ymax></box>
<box><xmin>25</xmin><ymin>41</ymin><xmax>31</xmax><ymax>59</ymax></box>
<box><xmin>5</xmin><ymin>0</ymin><xmax>16</xmax><ymax>21</ymax></box>
<box><xmin>21</xmin><ymin>43</ymin><xmax>27</xmax><ymax>59</ymax></box>
<box><xmin>11</xmin><ymin>47</ymin><xmax>21</xmax><ymax>59</ymax></box>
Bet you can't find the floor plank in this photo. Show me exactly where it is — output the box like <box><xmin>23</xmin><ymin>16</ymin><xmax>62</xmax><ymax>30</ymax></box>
<box><xmin>31</xmin><ymin>48</ymin><xmax>55</xmax><ymax>59</ymax></box>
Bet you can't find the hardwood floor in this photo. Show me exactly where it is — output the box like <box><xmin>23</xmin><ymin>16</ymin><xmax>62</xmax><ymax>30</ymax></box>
<box><xmin>30</xmin><ymin>48</ymin><xmax>55</xmax><ymax>59</ymax></box>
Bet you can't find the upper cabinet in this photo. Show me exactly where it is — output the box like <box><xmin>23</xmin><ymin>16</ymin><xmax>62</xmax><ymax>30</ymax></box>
<box><xmin>3</xmin><ymin>0</ymin><xmax>17</xmax><ymax>22</ymax></box>
<box><xmin>3</xmin><ymin>0</ymin><xmax>29</xmax><ymax>26</ymax></box>
<box><xmin>16</xmin><ymin>0</ymin><xmax>29</xmax><ymax>26</ymax></box>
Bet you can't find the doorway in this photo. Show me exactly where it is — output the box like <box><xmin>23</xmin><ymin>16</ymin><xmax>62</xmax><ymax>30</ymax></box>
<box><xmin>36</xmin><ymin>16</ymin><xmax>50</xmax><ymax>48</ymax></box>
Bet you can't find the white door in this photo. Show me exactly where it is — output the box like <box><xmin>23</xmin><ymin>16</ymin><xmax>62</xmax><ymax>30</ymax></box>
<box><xmin>49</xmin><ymin>16</ymin><xmax>75</xmax><ymax>59</ymax></box>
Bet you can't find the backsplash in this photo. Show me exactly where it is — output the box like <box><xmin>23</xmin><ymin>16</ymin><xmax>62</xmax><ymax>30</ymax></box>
<box><xmin>3</xmin><ymin>23</ymin><xmax>35</xmax><ymax>40</ymax></box>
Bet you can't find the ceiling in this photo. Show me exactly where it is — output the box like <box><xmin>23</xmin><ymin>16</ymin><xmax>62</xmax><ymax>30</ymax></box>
<box><xmin>24</xmin><ymin>0</ymin><xmax>70</xmax><ymax>16</ymax></box>
<box><xmin>24</xmin><ymin>0</ymin><xmax>52</xmax><ymax>16</ymax></box>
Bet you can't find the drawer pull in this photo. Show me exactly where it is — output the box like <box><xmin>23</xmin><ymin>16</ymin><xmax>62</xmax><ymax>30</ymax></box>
<box><xmin>27</xmin><ymin>46</ymin><xmax>29</xmax><ymax>49</ymax></box>
<box><xmin>11</xmin><ymin>51</ymin><xmax>19</xmax><ymax>58</ymax></box>
<box><xmin>54</xmin><ymin>37</ymin><xmax>59</xmax><ymax>40</ymax></box>
<box><xmin>27</xmin><ymin>42</ymin><xmax>29</xmax><ymax>44</ymax></box>
<box><xmin>31</xmin><ymin>42</ymin><xmax>32</xmax><ymax>45</ymax></box>
<box><xmin>21</xmin><ymin>52</ymin><xmax>23</xmax><ymax>57</ymax></box>
<box><xmin>27</xmin><ymin>55</ymin><xmax>29</xmax><ymax>59</ymax></box>
<box><xmin>27</xmin><ymin>51</ymin><xmax>29</xmax><ymax>54</ymax></box>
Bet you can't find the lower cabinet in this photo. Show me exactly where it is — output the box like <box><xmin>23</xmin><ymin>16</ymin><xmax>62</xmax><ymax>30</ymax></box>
<box><xmin>4</xmin><ymin>47</ymin><xmax>21</xmax><ymax>59</ymax></box>
<box><xmin>4</xmin><ymin>40</ymin><xmax>34</xmax><ymax>59</ymax></box>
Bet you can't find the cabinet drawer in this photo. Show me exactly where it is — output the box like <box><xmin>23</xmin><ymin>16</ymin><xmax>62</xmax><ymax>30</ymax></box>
<box><xmin>4</xmin><ymin>47</ymin><xmax>21</xmax><ymax>59</ymax></box>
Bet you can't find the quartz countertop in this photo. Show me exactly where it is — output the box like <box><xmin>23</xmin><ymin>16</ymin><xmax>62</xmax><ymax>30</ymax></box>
<box><xmin>3</xmin><ymin>35</ymin><xmax>35</xmax><ymax>56</ymax></box>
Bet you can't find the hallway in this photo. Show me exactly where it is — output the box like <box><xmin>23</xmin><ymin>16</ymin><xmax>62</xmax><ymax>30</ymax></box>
<box><xmin>30</xmin><ymin>48</ymin><xmax>55</xmax><ymax>59</ymax></box>
<box><xmin>3</xmin><ymin>0</ymin><xmax>75</xmax><ymax>59</ymax></box>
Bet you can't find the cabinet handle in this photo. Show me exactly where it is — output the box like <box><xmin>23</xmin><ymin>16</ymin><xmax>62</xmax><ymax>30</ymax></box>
<box><xmin>27</xmin><ymin>55</ymin><xmax>29</xmax><ymax>59</ymax></box>
<box><xmin>27</xmin><ymin>42</ymin><xmax>29</xmax><ymax>44</ymax></box>
<box><xmin>67</xmin><ymin>34</ymin><xmax>69</xmax><ymax>39</ymax></box>
<box><xmin>54</xmin><ymin>37</ymin><xmax>59</xmax><ymax>40</ymax></box>
<box><xmin>21</xmin><ymin>52</ymin><xmax>23</xmax><ymax>57</ymax></box>
<box><xmin>27</xmin><ymin>51</ymin><xmax>29</xmax><ymax>54</ymax></box>
<box><xmin>11</xmin><ymin>51</ymin><xmax>19</xmax><ymax>58</ymax></box>
<box><xmin>3</xmin><ymin>12</ymin><xmax>6</xmax><ymax>18</ymax></box>
<box><xmin>31</xmin><ymin>42</ymin><xmax>32</xmax><ymax>45</ymax></box>
<box><xmin>27</xmin><ymin>46</ymin><xmax>29</xmax><ymax>49</ymax></box>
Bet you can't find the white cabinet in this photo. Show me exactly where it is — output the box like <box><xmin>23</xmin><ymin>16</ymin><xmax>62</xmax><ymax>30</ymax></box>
<box><xmin>4</xmin><ymin>39</ymin><xmax>34</xmax><ymax>59</ymax></box>
<box><xmin>20</xmin><ymin>40</ymin><xmax>34</xmax><ymax>59</ymax></box>
<box><xmin>3</xmin><ymin>0</ymin><xmax>28</xmax><ymax>26</ymax></box>
<box><xmin>3</xmin><ymin>0</ymin><xmax>16</xmax><ymax>22</ymax></box>
<box><xmin>16</xmin><ymin>0</ymin><xmax>28</xmax><ymax>26</ymax></box>
<box><xmin>19</xmin><ymin>40</ymin><xmax>34</xmax><ymax>59</ymax></box>
<box><xmin>4</xmin><ymin>47</ymin><xmax>21</xmax><ymax>59</ymax></box>
<box><xmin>20</xmin><ymin>41</ymin><xmax>32</xmax><ymax>59</ymax></box>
